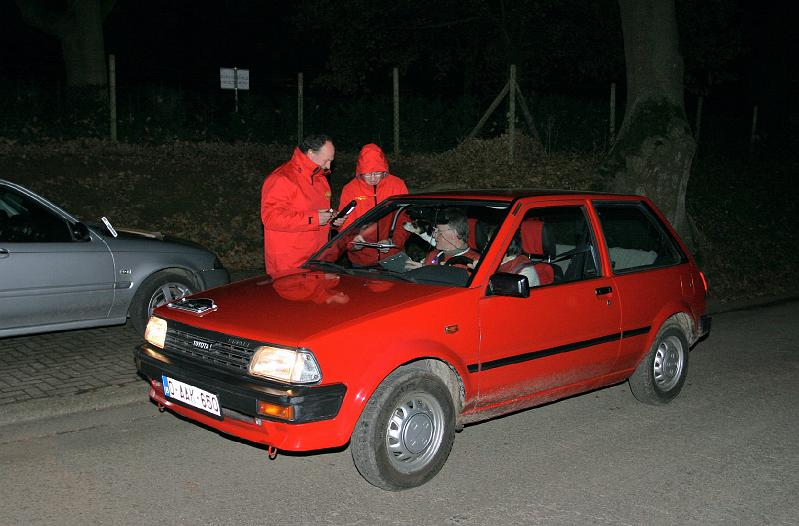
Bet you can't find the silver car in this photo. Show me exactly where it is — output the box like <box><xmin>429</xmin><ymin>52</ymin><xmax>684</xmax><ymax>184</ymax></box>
<box><xmin>0</xmin><ymin>179</ymin><xmax>229</xmax><ymax>337</ymax></box>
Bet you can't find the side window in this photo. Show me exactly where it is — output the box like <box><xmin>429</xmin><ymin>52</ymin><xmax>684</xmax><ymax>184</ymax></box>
<box><xmin>496</xmin><ymin>206</ymin><xmax>599</xmax><ymax>287</ymax></box>
<box><xmin>594</xmin><ymin>202</ymin><xmax>683</xmax><ymax>273</ymax></box>
<box><xmin>0</xmin><ymin>188</ymin><xmax>72</xmax><ymax>243</ymax></box>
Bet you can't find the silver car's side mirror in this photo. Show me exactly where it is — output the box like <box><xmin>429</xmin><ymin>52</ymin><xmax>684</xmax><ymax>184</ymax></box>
<box><xmin>71</xmin><ymin>222</ymin><xmax>91</xmax><ymax>242</ymax></box>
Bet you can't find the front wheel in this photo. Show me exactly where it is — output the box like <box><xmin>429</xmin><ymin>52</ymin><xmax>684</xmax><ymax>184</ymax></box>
<box><xmin>351</xmin><ymin>366</ymin><xmax>455</xmax><ymax>491</ymax></box>
<box><xmin>629</xmin><ymin>321</ymin><xmax>690</xmax><ymax>405</ymax></box>
<box><xmin>130</xmin><ymin>271</ymin><xmax>193</xmax><ymax>334</ymax></box>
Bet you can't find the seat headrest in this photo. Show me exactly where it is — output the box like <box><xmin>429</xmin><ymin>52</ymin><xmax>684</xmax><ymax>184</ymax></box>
<box><xmin>467</xmin><ymin>217</ymin><xmax>478</xmax><ymax>250</ymax></box>
<box><xmin>520</xmin><ymin>218</ymin><xmax>545</xmax><ymax>255</ymax></box>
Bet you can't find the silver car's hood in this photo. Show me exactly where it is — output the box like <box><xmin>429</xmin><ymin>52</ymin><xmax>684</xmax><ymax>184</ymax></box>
<box><xmin>85</xmin><ymin>222</ymin><xmax>204</xmax><ymax>250</ymax></box>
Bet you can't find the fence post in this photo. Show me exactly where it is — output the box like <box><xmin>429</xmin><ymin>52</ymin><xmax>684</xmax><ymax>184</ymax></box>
<box><xmin>109</xmin><ymin>54</ymin><xmax>117</xmax><ymax>142</ymax></box>
<box><xmin>393</xmin><ymin>67</ymin><xmax>400</xmax><ymax>157</ymax></box>
<box><xmin>509</xmin><ymin>65</ymin><xmax>516</xmax><ymax>164</ymax></box>
<box><xmin>749</xmin><ymin>105</ymin><xmax>759</xmax><ymax>156</ymax></box>
<box><xmin>297</xmin><ymin>72</ymin><xmax>304</xmax><ymax>143</ymax></box>
<box><xmin>694</xmin><ymin>95</ymin><xmax>703</xmax><ymax>147</ymax></box>
<box><xmin>609</xmin><ymin>82</ymin><xmax>616</xmax><ymax>146</ymax></box>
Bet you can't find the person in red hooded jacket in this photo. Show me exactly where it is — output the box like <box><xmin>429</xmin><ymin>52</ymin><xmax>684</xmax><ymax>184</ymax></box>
<box><xmin>261</xmin><ymin>134</ymin><xmax>345</xmax><ymax>277</ymax></box>
<box><xmin>338</xmin><ymin>143</ymin><xmax>408</xmax><ymax>266</ymax></box>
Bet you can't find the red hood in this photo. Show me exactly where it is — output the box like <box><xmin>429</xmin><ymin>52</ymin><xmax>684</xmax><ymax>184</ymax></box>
<box><xmin>355</xmin><ymin>143</ymin><xmax>388</xmax><ymax>175</ymax></box>
<box><xmin>156</xmin><ymin>271</ymin><xmax>452</xmax><ymax>346</ymax></box>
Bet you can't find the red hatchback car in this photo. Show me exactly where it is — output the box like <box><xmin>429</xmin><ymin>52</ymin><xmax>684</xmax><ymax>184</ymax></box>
<box><xmin>135</xmin><ymin>190</ymin><xmax>711</xmax><ymax>490</ymax></box>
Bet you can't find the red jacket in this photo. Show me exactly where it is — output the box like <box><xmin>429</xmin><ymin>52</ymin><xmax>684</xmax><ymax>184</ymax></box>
<box><xmin>338</xmin><ymin>144</ymin><xmax>408</xmax><ymax>230</ymax></box>
<box><xmin>339</xmin><ymin>144</ymin><xmax>408</xmax><ymax>266</ymax></box>
<box><xmin>261</xmin><ymin>148</ymin><xmax>332</xmax><ymax>277</ymax></box>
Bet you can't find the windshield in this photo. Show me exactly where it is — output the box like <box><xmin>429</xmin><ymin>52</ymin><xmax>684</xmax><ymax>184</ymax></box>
<box><xmin>306</xmin><ymin>198</ymin><xmax>511</xmax><ymax>287</ymax></box>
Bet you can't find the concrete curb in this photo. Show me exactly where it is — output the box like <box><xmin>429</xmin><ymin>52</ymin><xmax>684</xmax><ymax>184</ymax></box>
<box><xmin>707</xmin><ymin>291</ymin><xmax>799</xmax><ymax>316</ymax></box>
<box><xmin>0</xmin><ymin>381</ymin><xmax>147</xmax><ymax>428</ymax></box>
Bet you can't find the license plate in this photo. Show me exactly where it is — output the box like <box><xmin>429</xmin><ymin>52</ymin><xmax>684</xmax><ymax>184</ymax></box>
<box><xmin>162</xmin><ymin>375</ymin><xmax>221</xmax><ymax>418</ymax></box>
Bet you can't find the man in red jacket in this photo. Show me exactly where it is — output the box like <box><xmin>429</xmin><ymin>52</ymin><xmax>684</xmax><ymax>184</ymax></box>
<box><xmin>261</xmin><ymin>134</ymin><xmax>344</xmax><ymax>277</ymax></box>
<box><xmin>339</xmin><ymin>143</ymin><xmax>408</xmax><ymax>266</ymax></box>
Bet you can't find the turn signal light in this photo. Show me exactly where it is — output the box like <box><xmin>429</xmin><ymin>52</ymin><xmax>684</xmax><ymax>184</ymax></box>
<box><xmin>257</xmin><ymin>400</ymin><xmax>294</xmax><ymax>421</ymax></box>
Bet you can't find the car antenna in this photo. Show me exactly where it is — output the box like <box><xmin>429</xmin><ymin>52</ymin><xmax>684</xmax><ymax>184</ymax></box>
<box><xmin>101</xmin><ymin>216</ymin><xmax>118</xmax><ymax>238</ymax></box>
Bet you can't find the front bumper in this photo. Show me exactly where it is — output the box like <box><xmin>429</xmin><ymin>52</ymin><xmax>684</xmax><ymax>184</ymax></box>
<box><xmin>135</xmin><ymin>343</ymin><xmax>347</xmax><ymax>450</ymax></box>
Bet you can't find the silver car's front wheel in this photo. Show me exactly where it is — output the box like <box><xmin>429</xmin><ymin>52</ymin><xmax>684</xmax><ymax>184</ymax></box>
<box><xmin>130</xmin><ymin>271</ymin><xmax>193</xmax><ymax>335</ymax></box>
<box><xmin>146</xmin><ymin>281</ymin><xmax>192</xmax><ymax>315</ymax></box>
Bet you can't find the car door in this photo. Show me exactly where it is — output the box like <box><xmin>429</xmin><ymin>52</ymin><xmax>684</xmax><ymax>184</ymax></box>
<box><xmin>0</xmin><ymin>184</ymin><xmax>115</xmax><ymax>331</ymax></box>
<box><xmin>592</xmin><ymin>200</ymin><xmax>691</xmax><ymax>371</ymax></box>
<box><xmin>475</xmin><ymin>200</ymin><xmax>621</xmax><ymax>409</ymax></box>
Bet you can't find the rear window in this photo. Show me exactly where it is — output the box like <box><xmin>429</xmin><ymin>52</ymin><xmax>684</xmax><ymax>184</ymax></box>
<box><xmin>594</xmin><ymin>202</ymin><xmax>684</xmax><ymax>273</ymax></box>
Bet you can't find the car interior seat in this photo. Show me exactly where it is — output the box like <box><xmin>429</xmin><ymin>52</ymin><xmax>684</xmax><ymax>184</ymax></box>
<box><xmin>519</xmin><ymin>218</ymin><xmax>557</xmax><ymax>285</ymax></box>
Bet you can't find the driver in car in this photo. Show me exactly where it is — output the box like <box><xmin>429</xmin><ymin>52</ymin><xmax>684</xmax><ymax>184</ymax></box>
<box><xmin>405</xmin><ymin>208</ymin><xmax>480</xmax><ymax>270</ymax></box>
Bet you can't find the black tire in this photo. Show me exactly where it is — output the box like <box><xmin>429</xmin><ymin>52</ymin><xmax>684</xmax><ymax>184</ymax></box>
<box><xmin>130</xmin><ymin>271</ymin><xmax>193</xmax><ymax>334</ymax></box>
<box><xmin>351</xmin><ymin>366</ymin><xmax>456</xmax><ymax>491</ymax></box>
<box><xmin>629</xmin><ymin>321</ymin><xmax>690</xmax><ymax>405</ymax></box>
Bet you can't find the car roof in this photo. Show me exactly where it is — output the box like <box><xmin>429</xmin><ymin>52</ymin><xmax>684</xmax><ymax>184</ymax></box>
<box><xmin>404</xmin><ymin>188</ymin><xmax>639</xmax><ymax>202</ymax></box>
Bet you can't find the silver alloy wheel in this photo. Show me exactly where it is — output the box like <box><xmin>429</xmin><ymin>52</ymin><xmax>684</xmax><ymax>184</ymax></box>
<box><xmin>653</xmin><ymin>334</ymin><xmax>685</xmax><ymax>391</ymax></box>
<box><xmin>385</xmin><ymin>391</ymin><xmax>446</xmax><ymax>473</ymax></box>
<box><xmin>147</xmin><ymin>282</ymin><xmax>191</xmax><ymax>316</ymax></box>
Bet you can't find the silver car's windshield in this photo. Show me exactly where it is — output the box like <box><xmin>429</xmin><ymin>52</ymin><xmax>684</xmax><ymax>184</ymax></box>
<box><xmin>307</xmin><ymin>199</ymin><xmax>511</xmax><ymax>287</ymax></box>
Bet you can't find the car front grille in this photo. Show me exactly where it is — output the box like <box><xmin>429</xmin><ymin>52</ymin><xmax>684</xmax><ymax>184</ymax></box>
<box><xmin>165</xmin><ymin>326</ymin><xmax>257</xmax><ymax>373</ymax></box>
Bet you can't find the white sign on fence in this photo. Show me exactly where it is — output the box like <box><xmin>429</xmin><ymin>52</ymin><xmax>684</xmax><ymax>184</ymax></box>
<box><xmin>220</xmin><ymin>68</ymin><xmax>250</xmax><ymax>90</ymax></box>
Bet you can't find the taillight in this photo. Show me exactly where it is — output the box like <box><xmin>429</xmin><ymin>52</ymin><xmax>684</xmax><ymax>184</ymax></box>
<box><xmin>699</xmin><ymin>271</ymin><xmax>708</xmax><ymax>294</ymax></box>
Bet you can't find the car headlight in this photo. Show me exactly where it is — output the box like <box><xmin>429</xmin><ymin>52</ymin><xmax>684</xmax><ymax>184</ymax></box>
<box><xmin>248</xmin><ymin>346</ymin><xmax>322</xmax><ymax>384</ymax></box>
<box><xmin>144</xmin><ymin>316</ymin><xmax>167</xmax><ymax>348</ymax></box>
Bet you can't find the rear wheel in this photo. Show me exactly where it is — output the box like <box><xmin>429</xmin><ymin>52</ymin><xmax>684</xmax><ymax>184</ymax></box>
<box><xmin>629</xmin><ymin>321</ymin><xmax>690</xmax><ymax>405</ymax></box>
<box><xmin>351</xmin><ymin>366</ymin><xmax>455</xmax><ymax>490</ymax></box>
<box><xmin>130</xmin><ymin>271</ymin><xmax>193</xmax><ymax>334</ymax></box>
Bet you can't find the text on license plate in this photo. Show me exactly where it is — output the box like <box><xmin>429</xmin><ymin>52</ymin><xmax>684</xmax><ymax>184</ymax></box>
<box><xmin>162</xmin><ymin>375</ymin><xmax>221</xmax><ymax>417</ymax></box>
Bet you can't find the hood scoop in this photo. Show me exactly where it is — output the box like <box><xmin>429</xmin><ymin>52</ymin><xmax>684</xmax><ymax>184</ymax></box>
<box><xmin>167</xmin><ymin>297</ymin><xmax>218</xmax><ymax>316</ymax></box>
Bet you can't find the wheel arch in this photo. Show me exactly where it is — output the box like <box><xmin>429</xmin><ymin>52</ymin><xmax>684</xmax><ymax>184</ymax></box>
<box><xmin>335</xmin><ymin>341</ymin><xmax>471</xmax><ymax>445</ymax></box>
<box><xmin>634</xmin><ymin>305</ymin><xmax>696</xmax><ymax>374</ymax></box>
<box><xmin>640</xmin><ymin>302</ymin><xmax>697</xmax><ymax>354</ymax></box>
<box><xmin>126</xmin><ymin>266</ymin><xmax>201</xmax><ymax>316</ymax></box>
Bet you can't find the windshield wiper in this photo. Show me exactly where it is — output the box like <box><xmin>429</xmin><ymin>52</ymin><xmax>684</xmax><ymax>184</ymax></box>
<box><xmin>351</xmin><ymin>241</ymin><xmax>398</xmax><ymax>250</ymax></box>
<box><xmin>305</xmin><ymin>259</ymin><xmax>356</xmax><ymax>274</ymax></box>
<box><xmin>365</xmin><ymin>267</ymin><xmax>418</xmax><ymax>283</ymax></box>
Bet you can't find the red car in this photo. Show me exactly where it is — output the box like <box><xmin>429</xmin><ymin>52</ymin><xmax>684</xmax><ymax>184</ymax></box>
<box><xmin>135</xmin><ymin>191</ymin><xmax>711</xmax><ymax>490</ymax></box>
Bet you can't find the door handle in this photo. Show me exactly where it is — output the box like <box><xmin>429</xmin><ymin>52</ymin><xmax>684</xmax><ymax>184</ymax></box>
<box><xmin>0</xmin><ymin>248</ymin><xmax>9</xmax><ymax>259</ymax></box>
<box><xmin>595</xmin><ymin>286</ymin><xmax>612</xmax><ymax>296</ymax></box>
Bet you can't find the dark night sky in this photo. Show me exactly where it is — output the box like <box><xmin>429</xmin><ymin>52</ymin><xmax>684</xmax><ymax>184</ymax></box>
<box><xmin>1</xmin><ymin>1</ymin><xmax>306</xmax><ymax>87</ymax></box>
<box><xmin>0</xmin><ymin>0</ymin><xmax>796</xmax><ymax>134</ymax></box>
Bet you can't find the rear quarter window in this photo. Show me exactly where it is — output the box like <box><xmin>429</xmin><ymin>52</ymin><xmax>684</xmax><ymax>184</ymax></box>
<box><xmin>594</xmin><ymin>202</ymin><xmax>685</xmax><ymax>273</ymax></box>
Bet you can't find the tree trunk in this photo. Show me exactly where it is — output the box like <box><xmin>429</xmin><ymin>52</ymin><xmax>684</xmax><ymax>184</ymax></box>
<box><xmin>62</xmin><ymin>0</ymin><xmax>107</xmax><ymax>87</ymax></box>
<box><xmin>14</xmin><ymin>0</ymin><xmax>112</xmax><ymax>88</ymax></box>
<box><xmin>595</xmin><ymin>0</ymin><xmax>696</xmax><ymax>245</ymax></box>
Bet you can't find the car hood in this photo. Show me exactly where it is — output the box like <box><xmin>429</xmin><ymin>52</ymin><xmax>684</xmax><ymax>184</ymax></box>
<box><xmin>156</xmin><ymin>270</ymin><xmax>455</xmax><ymax>345</ymax></box>
<box><xmin>87</xmin><ymin>222</ymin><xmax>208</xmax><ymax>252</ymax></box>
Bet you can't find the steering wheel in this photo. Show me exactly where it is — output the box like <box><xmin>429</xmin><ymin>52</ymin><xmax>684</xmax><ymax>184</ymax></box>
<box><xmin>445</xmin><ymin>255</ymin><xmax>475</xmax><ymax>274</ymax></box>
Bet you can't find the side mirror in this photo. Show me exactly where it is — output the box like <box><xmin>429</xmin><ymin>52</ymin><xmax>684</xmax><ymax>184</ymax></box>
<box><xmin>487</xmin><ymin>272</ymin><xmax>530</xmax><ymax>298</ymax></box>
<box><xmin>71</xmin><ymin>222</ymin><xmax>91</xmax><ymax>241</ymax></box>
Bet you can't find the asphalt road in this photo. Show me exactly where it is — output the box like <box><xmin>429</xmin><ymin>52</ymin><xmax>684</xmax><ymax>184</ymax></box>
<box><xmin>1</xmin><ymin>301</ymin><xmax>798</xmax><ymax>526</ymax></box>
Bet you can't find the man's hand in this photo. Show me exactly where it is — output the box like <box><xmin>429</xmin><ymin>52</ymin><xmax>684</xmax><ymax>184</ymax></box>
<box><xmin>332</xmin><ymin>216</ymin><xmax>347</xmax><ymax>229</ymax></box>
<box><xmin>318</xmin><ymin>208</ymin><xmax>334</xmax><ymax>226</ymax></box>
<box><xmin>404</xmin><ymin>259</ymin><xmax>423</xmax><ymax>270</ymax></box>
<box><xmin>376</xmin><ymin>239</ymin><xmax>392</xmax><ymax>253</ymax></box>
<box><xmin>350</xmin><ymin>234</ymin><xmax>366</xmax><ymax>251</ymax></box>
